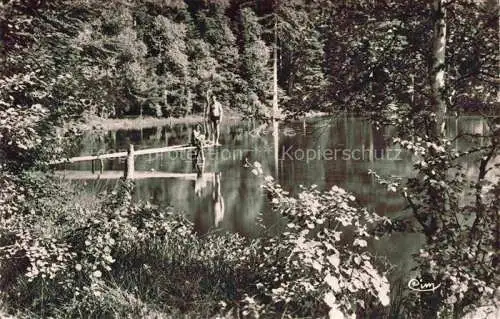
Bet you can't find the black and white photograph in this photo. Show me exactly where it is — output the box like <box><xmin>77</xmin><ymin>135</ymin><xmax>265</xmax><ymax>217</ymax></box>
<box><xmin>0</xmin><ymin>0</ymin><xmax>498</xmax><ymax>318</ymax></box>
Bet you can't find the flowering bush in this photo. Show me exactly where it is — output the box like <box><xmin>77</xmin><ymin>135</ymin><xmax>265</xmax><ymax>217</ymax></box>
<box><xmin>243</xmin><ymin>162</ymin><xmax>392</xmax><ymax>318</ymax></box>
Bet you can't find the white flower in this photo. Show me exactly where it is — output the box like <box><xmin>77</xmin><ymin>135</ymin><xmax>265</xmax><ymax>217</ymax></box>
<box><xmin>92</xmin><ymin>270</ymin><xmax>102</xmax><ymax>278</ymax></box>
<box><xmin>75</xmin><ymin>264</ymin><xmax>82</xmax><ymax>271</ymax></box>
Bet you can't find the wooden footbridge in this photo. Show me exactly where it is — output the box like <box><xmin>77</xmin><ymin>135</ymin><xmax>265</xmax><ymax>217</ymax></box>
<box><xmin>51</xmin><ymin>142</ymin><xmax>217</xmax><ymax>180</ymax></box>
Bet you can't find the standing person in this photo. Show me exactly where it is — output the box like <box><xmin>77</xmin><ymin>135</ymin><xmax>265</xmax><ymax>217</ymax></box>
<box><xmin>208</xmin><ymin>95</ymin><xmax>223</xmax><ymax>145</ymax></box>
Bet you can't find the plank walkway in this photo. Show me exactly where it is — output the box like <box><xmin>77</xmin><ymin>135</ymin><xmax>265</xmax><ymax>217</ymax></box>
<box><xmin>54</xmin><ymin>170</ymin><xmax>215</xmax><ymax>181</ymax></box>
<box><xmin>50</xmin><ymin>143</ymin><xmax>216</xmax><ymax>164</ymax></box>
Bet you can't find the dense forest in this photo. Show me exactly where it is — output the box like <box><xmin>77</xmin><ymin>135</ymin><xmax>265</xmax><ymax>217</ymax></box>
<box><xmin>0</xmin><ymin>1</ymin><xmax>499</xmax><ymax>318</ymax></box>
<box><xmin>1</xmin><ymin>0</ymin><xmax>497</xmax><ymax>121</ymax></box>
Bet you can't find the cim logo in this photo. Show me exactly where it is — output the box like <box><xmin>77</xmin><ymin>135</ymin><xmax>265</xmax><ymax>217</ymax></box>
<box><xmin>408</xmin><ymin>278</ymin><xmax>441</xmax><ymax>292</ymax></box>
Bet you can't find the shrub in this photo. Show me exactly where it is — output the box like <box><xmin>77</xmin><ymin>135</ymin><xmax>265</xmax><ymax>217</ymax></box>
<box><xmin>242</xmin><ymin>162</ymin><xmax>392</xmax><ymax>318</ymax></box>
<box><xmin>1</xmin><ymin>163</ymin><xmax>393</xmax><ymax>318</ymax></box>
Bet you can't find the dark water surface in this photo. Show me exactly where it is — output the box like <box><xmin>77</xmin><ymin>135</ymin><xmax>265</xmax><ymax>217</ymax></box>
<box><xmin>61</xmin><ymin>116</ymin><xmax>491</xmax><ymax>273</ymax></box>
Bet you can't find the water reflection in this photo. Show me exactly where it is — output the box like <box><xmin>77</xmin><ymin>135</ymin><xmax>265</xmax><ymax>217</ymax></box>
<box><xmin>191</xmin><ymin>160</ymin><xmax>226</xmax><ymax>233</ymax></box>
<box><xmin>213</xmin><ymin>172</ymin><xmax>225</xmax><ymax>228</ymax></box>
<box><xmin>65</xmin><ymin>116</ymin><xmax>493</xmax><ymax>238</ymax></box>
<box><xmin>273</xmin><ymin>120</ymin><xmax>279</xmax><ymax>177</ymax></box>
<box><xmin>194</xmin><ymin>162</ymin><xmax>209</xmax><ymax>197</ymax></box>
<box><xmin>57</xmin><ymin>115</ymin><xmax>497</xmax><ymax>290</ymax></box>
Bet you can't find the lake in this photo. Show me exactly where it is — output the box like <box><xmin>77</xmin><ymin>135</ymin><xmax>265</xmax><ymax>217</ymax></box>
<box><xmin>58</xmin><ymin>115</ymin><xmax>491</xmax><ymax>276</ymax></box>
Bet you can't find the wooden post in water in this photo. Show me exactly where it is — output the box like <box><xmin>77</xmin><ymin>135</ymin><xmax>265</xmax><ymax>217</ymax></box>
<box><xmin>99</xmin><ymin>158</ymin><xmax>104</xmax><ymax>174</ymax></box>
<box><xmin>124</xmin><ymin>144</ymin><xmax>135</xmax><ymax>179</ymax></box>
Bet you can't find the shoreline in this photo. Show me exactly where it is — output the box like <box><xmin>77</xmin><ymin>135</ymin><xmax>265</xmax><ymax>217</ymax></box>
<box><xmin>73</xmin><ymin>111</ymin><xmax>327</xmax><ymax>132</ymax></box>
<box><xmin>73</xmin><ymin>114</ymin><xmax>241</xmax><ymax>132</ymax></box>
<box><xmin>70</xmin><ymin>110</ymin><xmax>491</xmax><ymax>132</ymax></box>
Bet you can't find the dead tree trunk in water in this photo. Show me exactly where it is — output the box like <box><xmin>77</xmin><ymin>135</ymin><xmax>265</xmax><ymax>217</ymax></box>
<box><xmin>430</xmin><ymin>0</ymin><xmax>447</xmax><ymax>139</ymax></box>
<box><xmin>272</xmin><ymin>17</ymin><xmax>278</xmax><ymax>120</ymax></box>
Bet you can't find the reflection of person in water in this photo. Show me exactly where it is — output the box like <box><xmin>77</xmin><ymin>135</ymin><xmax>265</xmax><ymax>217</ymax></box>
<box><xmin>212</xmin><ymin>172</ymin><xmax>224</xmax><ymax>227</ymax></box>
<box><xmin>194</xmin><ymin>161</ymin><xmax>208</xmax><ymax>197</ymax></box>
<box><xmin>192</xmin><ymin>169</ymin><xmax>225</xmax><ymax>233</ymax></box>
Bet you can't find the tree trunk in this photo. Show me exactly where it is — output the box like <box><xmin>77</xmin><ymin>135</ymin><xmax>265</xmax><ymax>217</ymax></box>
<box><xmin>430</xmin><ymin>0</ymin><xmax>447</xmax><ymax>139</ymax></box>
<box><xmin>273</xmin><ymin>17</ymin><xmax>278</xmax><ymax>119</ymax></box>
<box><xmin>418</xmin><ymin>4</ymin><xmax>448</xmax><ymax>318</ymax></box>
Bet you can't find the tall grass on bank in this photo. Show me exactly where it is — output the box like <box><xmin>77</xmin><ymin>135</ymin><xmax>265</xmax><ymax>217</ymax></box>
<box><xmin>1</xmin><ymin>167</ymin><xmax>393</xmax><ymax>318</ymax></box>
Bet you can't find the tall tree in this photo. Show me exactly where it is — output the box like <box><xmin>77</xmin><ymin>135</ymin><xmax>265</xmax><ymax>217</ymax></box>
<box><xmin>430</xmin><ymin>0</ymin><xmax>447</xmax><ymax>139</ymax></box>
<box><xmin>240</xmin><ymin>7</ymin><xmax>273</xmax><ymax>116</ymax></box>
<box><xmin>189</xmin><ymin>0</ymin><xmax>242</xmax><ymax>111</ymax></box>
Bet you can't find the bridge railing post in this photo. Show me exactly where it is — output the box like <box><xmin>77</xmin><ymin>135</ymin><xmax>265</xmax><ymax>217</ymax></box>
<box><xmin>124</xmin><ymin>144</ymin><xmax>135</xmax><ymax>179</ymax></box>
<box><xmin>99</xmin><ymin>158</ymin><xmax>104</xmax><ymax>174</ymax></box>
